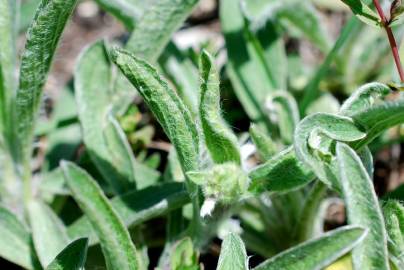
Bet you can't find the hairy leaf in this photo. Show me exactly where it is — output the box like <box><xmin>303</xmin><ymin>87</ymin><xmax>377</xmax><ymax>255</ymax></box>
<box><xmin>248</xmin><ymin>146</ymin><xmax>314</xmax><ymax>193</ymax></box>
<box><xmin>267</xmin><ymin>91</ymin><xmax>299</xmax><ymax>144</ymax></box>
<box><xmin>28</xmin><ymin>200</ymin><xmax>70</xmax><ymax>267</ymax></box>
<box><xmin>253</xmin><ymin>226</ymin><xmax>367</xmax><ymax>270</ymax></box>
<box><xmin>125</xmin><ymin>0</ymin><xmax>199</xmax><ymax>62</ymax></box>
<box><xmin>336</xmin><ymin>143</ymin><xmax>389</xmax><ymax>270</ymax></box>
<box><xmin>68</xmin><ymin>183</ymin><xmax>189</xmax><ymax>245</ymax></box>
<box><xmin>111</xmin><ymin>48</ymin><xmax>200</xmax><ymax>174</ymax></box>
<box><xmin>62</xmin><ymin>161</ymin><xmax>139</xmax><ymax>270</ymax></box>
<box><xmin>94</xmin><ymin>0</ymin><xmax>143</xmax><ymax>29</ymax></box>
<box><xmin>0</xmin><ymin>0</ymin><xmax>17</xmax><ymax>133</ymax></box>
<box><xmin>0</xmin><ymin>205</ymin><xmax>40</xmax><ymax>269</ymax></box>
<box><xmin>75</xmin><ymin>41</ymin><xmax>139</xmax><ymax>193</ymax></box>
<box><xmin>294</xmin><ymin>113</ymin><xmax>366</xmax><ymax>188</ymax></box>
<box><xmin>46</xmin><ymin>238</ymin><xmax>88</xmax><ymax>270</ymax></box>
<box><xmin>220</xmin><ymin>0</ymin><xmax>278</xmax><ymax>123</ymax></box>
<box><xmin>199</xmin><ymin>50</ymin><xmax>241</xmax><ymax>165</ymax></box>
<box><xmin>16</xmin><ymin>0</ymin><xmax>78</xmax><ymax>165</ymax></box>
<box><xmin>383</xmin><ymin>200</ymin><xmax>404</xmax><ymax>268</ymax></box>
<box><xmin>217</xmin><ymin>233</ymin><xmax>248</xmax><ymax>270</ymax></box>
<box><xmin>249</xmin><ymin>124</ymin><xmax>277</xmax><ymax>161</ymax></box>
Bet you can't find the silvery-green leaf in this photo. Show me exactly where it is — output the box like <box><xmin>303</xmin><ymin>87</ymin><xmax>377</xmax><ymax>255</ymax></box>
<box><xmin>220</xmin><ymin>0</ymin><xmax>279</xmax><ymax>123</ymax></box>
<box><xmin>253</xmin><ymin>226</ymin><xmax>367</xmax><ymax>270</ymax></box>
<box><xmin>199</xmin><ymin>50</ymin><xmax>241</xmax><ymax>165</ymax></box>
<box><xmin>67</xmin><ymin>182</ymin><xmax>189</xmax><ymax>245</ymax></box>
<box><xmin>16</xmin><ymin>0</ymin><xmax>78</xmax><ymax>166</ymax></box>
<box><xmin>248</xmin><ymin>146</ymin><xmax>315</xmax><ymax>193</ymax></box>
<box><xmin>267</xmin><ymin>91</ymin><xmax>299</xmax><ymax>144</ymax></box>
<box><xmin>0</xmin><ymin>205</ymin><xmax>41</xmax><ymax>269</ymax></box>
<box><xmin>28</xmin><ymin>200</ymin><xmax>70</xmax><ymax>267</ymax></box>
<box><xmin>294</xmin><ymin>113</ymin><xmax>366</xmax><ymax>188</ymax></box>
<box><xmin>111</xmin><ymin>48</ymin><xmax>200</xmax><ymax>174</ymax></box>
<box><xmin>125</xmin><ymin>0</ymin><xmax>199</xmax><ymax>63</ymax></box>
<box><xmin>336</xmin><ymin>143</ymin><xmax>389</xmax><ymax>270</ymax></box>
<box><xmin>75</xmin><ymin>41</ymin><xmax>138</xmax><ymax>193</ymax></box>
<box><xmin>61</xmin><ymin>161</ymin><xmax>139</xmax><ymax>270</ymax></box>
<box><xmin>45</xmin><ymin>238</ymin><xmax>88</xmax><ymax>270</ymax></box>
<box><xmin>383</xmin><ymin>200</ymin><xmax>404</xmax><ymax>268</ymax></box>
<box><xmin>216</xmin><ymin>233</ymin><xmax>248</xmax><ymax>270</ymax></box>
<box><xmin>249</xmin><ymin>124</ymin><xmax>277</xmax><ymax>161</ymax></box>
<box><xmin>94</xmin><ymin>0</ymin><xmax>143</xmax><ymax>29</ymax></box>
<box><xmin>170</xmin><ymin>238</ymin><xmax>200</xmax><ymax>270</ymax></box>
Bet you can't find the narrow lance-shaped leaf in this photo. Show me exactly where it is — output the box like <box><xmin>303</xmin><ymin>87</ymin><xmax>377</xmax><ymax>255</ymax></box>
<box><xmin>266</xmin><ymin>91</ymin><xmax>299</xmax><ymax>145</ymax></box>
<box><xmin>16</xmin><ymin>0</ymin><xmax>78</xmax><ymax>164</ymax></box>
<box><xmin>46</xmin><ymin>238</ymin><xmax>88</xmax><ymax>270</ymax></box>
<box><xmin>216</xmin><ymin>233</ymin><xmax>248</xmax><ymax>270</ymax></box>
<box><xmin>382</xmin><ymin>200</ymin><xmax>404</xmax><ymax>268</ymax></box>
<box><xmin>248</xmin><ymin>146</ymin><xmax>314</xmax><ymax>193</ymax></box>
<box><xmin>125</xmin><ymin>0</ymin><xmax>199</xmax><ymax>63</ymax></box>
<box><xmin>61</xmin><ymin>161</ymin><xmax>139</xmax><ymax>270</ymax></box>
<box><xmin>336</xmin><ymin>143</ymin><xmax>389</xmax><ymax>270</ymax></box>
<box><xmin>94</xmin><ymin>0</ymin><xmax>142</xmax><ymax>30</ymax></box>
<box><xmin>28</xmin><ymin>200</ymin><xmax>70</xmax><ymax>268</ymax></box>
<box><xmin>0</xmin><ymin>205</ymin><xmax>41</xmax><ymax>270</ymax></box>
<box><xmin>220</xmin><ymin>0</ymin><xmax>277</xmax><ymax>123</ymax></box>
<box><xmin>300</xmin><ymin>17</ymin><xmax>359</xmax><ymax>113</ymax></box>
<box><xmin>199</xmin><ymin>50</ymin><xmax>241</xmax><ymax>165</ymax></box>
<box><xmin>253</xmin><ymin>226</ymin><xmax>367</xmax><ymax>270</ymax></box>
<box><xmin>0</xmin><ymin>0</ymin><xmax>18</xmax><ymax>133</ymax></box>
<box><xmin>294</xmin><ymin>113</ymin><xmax>366</xmax><ymax>188</ymax></box>
<box><xmin>249</xmin><ymin>124</ymin><xmax>277</xmax><ymax>161</ymax></box>
<box><xmin>111</xmin><ymin>48</ymin><xmax>200</xmax><ymax>174</ymax></box>
<box><xmin>67</xmin><ymin>182</ymin><xmax>190</xmax><ymax>245</ymax></box>
<box><xmin>75</xmin><ymin>41</ymin><xmax>137</xmax><ymax>193</ymax></box>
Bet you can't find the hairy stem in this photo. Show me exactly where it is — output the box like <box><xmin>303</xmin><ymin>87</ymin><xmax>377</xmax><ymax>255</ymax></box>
<box><xmin>373</xmin><ymin>0</ymin><xmax>404</xmax><ymax>82</ymax></box>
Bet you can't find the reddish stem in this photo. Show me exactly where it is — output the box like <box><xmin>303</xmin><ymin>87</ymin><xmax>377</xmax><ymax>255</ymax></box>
<box><xmin>373</xmin><ymin>0</ymin><xmax>404</xmax><ymax>82</ymax></box>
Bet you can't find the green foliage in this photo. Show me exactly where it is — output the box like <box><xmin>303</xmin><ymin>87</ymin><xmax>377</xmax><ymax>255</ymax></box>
<box><xmin>199</xmin><ymin>50</ymin><xmax>241</xmax><ymax>165</ymax></box>
<box><xmin>216</xmin><ymin>233</ymin><xmax>248</xmax><ymax>270</ymax></box>
<box><xmin>1</xmin><ymin>0</ymin><xmax>404</xmax><ymax>269</ymax></box>
<box><xmin>61</xmin><ymin>162</ymin><xmax>139</xmax><ymax>270</ymax></box>
<box><xmin>45</xmin><ymin>238</ymin><xmax>88</xmax><ymax>270</ymax></box>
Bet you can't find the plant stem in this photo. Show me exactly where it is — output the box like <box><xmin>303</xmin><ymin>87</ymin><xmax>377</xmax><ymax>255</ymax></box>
<box><xmin>373</xmin><ymin>0</ymin><xmax>404</xmax><ymax>82</ymax></box>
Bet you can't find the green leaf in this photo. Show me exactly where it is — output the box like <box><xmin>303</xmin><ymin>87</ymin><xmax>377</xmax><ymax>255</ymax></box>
<box><xmin>28</xmin><ymin>200</ymin><xmax>70</xmax><ymax>267</ymax></box>
<box><xmin>199</xmin><ymin>50</ymin><xmax>241</xmax><ymax>165</ymax></box>
<box><xmin>94</xmin><ymin>0</ymin><xmax>142</xmax><ymax>29</ymax></box>
<box><xmin>340</xmin><ymin>82</ymin><xmax>391</xmax><ymax>117</ymax></box>
<box><xmin>159</xmin><ymin>42</ymin><xmax>200</xmax><ymax>117</ymax></box>
<box><xmin>217</xmin><ymin>233</ymin><xmax>248</xmax><ymax>270</ymax></box>
<box><xmin>249</xmin><ymin>124</ymin><xmax>277</xmax><ymax>161</ymax></box>
<box><xmin>61</xmin><ymin>161</ymin><xmax>139</xmax><ymax>270</ymax></box>
<box><xmin>383</xmin><ymin>200</ymin><xmax>404</xmax><ymax>267</ymax></box>
<box><xmin>253</xmin><ymin>226</ymin><xmax>367</xmax><ymax>270</ymax></box>
<box><xmin>294</xmin><ymin>113</ymin><xmax>366</xmax><ymax>188</ymax></box>
<box><xmin>67</xmin><ymin>182</ymin><xmax>189</xmax><ymax>245</ymax></box>
<box><xmin>46</xmin><ymin>238</ymin><xmax>88</xmax><ymax>270</ymax></box>
<box><xmin>336</xmin><ymin>143</ymin><xmax>389</xmax><ymax>270</ymax></box>
<box><xmin>220</xmin><ymin>0</ymin><xmax>278</xmax><ymax>123</ymax></box>
<box><xmin>0</xmin><ymin>205</ymin><xmax>41</xmax><ymax>269</ymax></box>
<box><xmin>0</xmin><ymin>0</ymin><xmax>18</xmax><ymax>133</ymax></box>
<box><xmin>340</xmin><ymin>0</ymin><xmax>381</xmax><ymax>27</ymax></box>
<box><xmin>111</xmin><ymin>48</ymin><xmax>200</xmax><ymax>174</ymax></box>
<box><xmin>75</xmin><ymin>40</ymin><xmax>138</xmax><ymax>193</ymax></box>
<box><xmin>300</xmin><ymin>17</ymin><xmax>359</xmax><ymax>113</ymax></box>
<box><xmin>267</xmin><ymin>91</ymin><xmax>300</xmax><ymax>144</ymax></box>
<box><xmin>125</xmin><ymin>0</ymin><xmax>199</xmax><ymax>63</ymax></box>
<box><xmin>351</xmin><ymin>99</ymin><xmax>404</xmax><ymax>149</ymax></box>
<box><xmin>248</xmin><ymin>146</ymin><xmax>315</xmax><ymax>193</ymax></box>
<box><xmin>170</xmin><ymin>238</ymin><xmax>200</xmax><ymax>270</ymax></box>
<box><xmin>16</xmin><ymin>0</ymin><xmax>78</xmax><ymax>165</ymax></box>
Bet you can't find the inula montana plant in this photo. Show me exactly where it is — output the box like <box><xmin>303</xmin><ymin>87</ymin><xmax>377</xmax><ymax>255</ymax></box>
<box><xmin>1</xmin><ymin>0</ymin><xmax>404</xmax><ymax>269</ymax></box>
